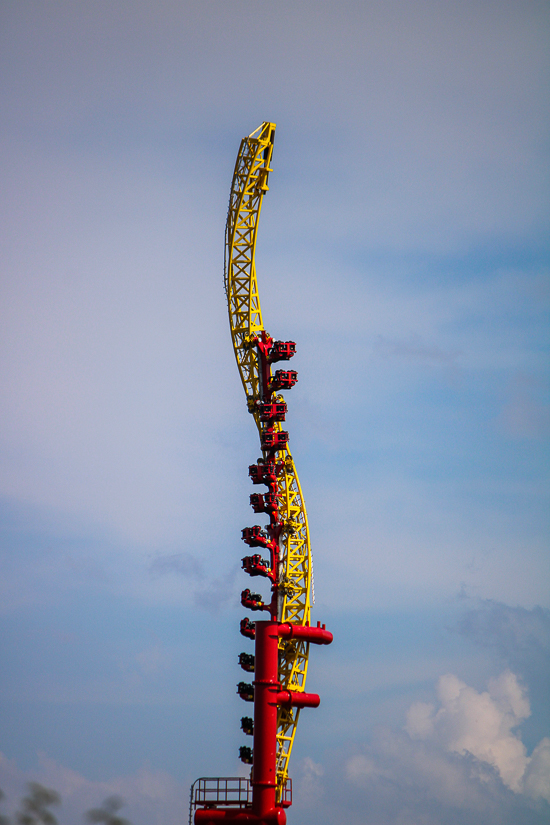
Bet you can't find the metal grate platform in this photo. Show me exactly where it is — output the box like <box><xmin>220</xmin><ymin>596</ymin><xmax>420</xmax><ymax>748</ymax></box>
<box><xmin>189</xmin><ymin>778</ymin><xmax>251</xmax><ymax>823</ymax></box>
<box><xmin>188</xmin><ymin>776</ymin><xmax>292</xmax><ymax>823</ymax></box>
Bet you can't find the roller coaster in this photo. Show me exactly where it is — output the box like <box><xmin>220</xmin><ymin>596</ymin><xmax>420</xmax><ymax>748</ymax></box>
<box><xmin>190</xmin><ymin>123</ymin><xmax>332</xmax><ymax>825</ymax></box>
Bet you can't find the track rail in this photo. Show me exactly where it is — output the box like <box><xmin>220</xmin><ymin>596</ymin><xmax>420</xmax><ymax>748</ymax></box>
<box><xmin>225</xmin><ymin>122</ymin><xmax>313</xmax><ymax>793</ymax></box>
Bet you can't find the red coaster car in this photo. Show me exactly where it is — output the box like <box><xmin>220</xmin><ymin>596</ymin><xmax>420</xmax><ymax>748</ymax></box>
<box><xmin>237</xmin><ymin>682</ymin><xmax>254</xmax><ymax>702</ymax></box>
<box><xmin>241</xmin><ymin>525</ymin><xmax>275</xmax><ymax>550</ymax></box>
<box><xmin>248</xmin><ymin>462</ymin><xmax>278</xmax><ymax>486</ymax></box>
<box><xmin>241</xmin><ymin>554</ymin><xmax>273</xmax><ymax>579</ymax></box>
<box><xmin>261</xmin><ymin>430</ymin><xmax>289</xmax><ymax>451</ymax></box>
<box><xmin>268</xmin><ymin>340</ymin><xmax>296</xmax><ymax>362</ymax></box>
<box><xmin>269</xmin><ymin>370</ymin><xmax>298</xmax><ymax>391</ymax></box>
<box><xmin>258</xmin><ymin>401</ymin><xmax>287</xmax><ymax>422</ymax></box>
<box><xmin>241</xmin><ymin>588</ymin><xmax>266</xmax><ymax>611</ymax></box>
<box><xmin>249</xmin><ymin>492</ymin><xmax>278</xmax><ymax>515</ymax></box>
<box><xmin>240</xmin><ymin>617</ymin><xmax>256</xmax><ymax>639</ymax></box>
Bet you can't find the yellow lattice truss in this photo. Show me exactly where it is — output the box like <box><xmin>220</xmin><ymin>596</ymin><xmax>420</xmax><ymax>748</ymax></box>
<box><xmin>225</xmin><ymin>122</ymin><xmax>312</xmax><ymax>798</ymax></box>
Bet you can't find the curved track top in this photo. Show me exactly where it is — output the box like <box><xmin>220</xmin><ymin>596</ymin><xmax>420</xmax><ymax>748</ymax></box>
<box><xmin>225</xmin><ymin>122</ymin><xmax>313</xmax><ymax>795</ymax></box>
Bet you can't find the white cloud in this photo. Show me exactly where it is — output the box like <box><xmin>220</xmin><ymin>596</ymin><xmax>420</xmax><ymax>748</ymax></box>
<box><xmin>323</xmin><ymin>671</ymin><xmax>550</xmax><ymax>824</ymax></box>
<box><xmin>297</xmin><ymin>756</ymin><xmax>325</xmax><ymax>807</ymax></box>
<box><xmin>524</xmin><ymin>739</ymin><xmax>550</xmax><ymax>803</ymax></box>
<box><xmin>343</xmin><ymin>728</ymin><xmax>503</xmax><ymax>817</ymax></box>
<box><xmin>405</xmin><ymin>671</ymin><xmax>546</xmax><ymax>796</ymax></box>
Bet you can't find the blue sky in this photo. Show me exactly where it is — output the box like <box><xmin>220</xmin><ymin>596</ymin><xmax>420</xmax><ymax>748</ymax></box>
<box><xmin>0</xmin><ymin>1</ymin><xmax>549</xmax><ymax>823</ymax></box>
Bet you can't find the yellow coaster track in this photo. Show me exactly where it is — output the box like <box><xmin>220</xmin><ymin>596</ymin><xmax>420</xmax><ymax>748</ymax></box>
<box><xmin>225</xmin><ymin>122</ymin><xmax>313</xmax><ymax>797</ymax></box>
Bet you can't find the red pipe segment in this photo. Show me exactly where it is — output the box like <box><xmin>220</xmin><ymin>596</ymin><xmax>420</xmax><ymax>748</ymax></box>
<box><xmin>251</xmin><ymin>622</ymin><xmax>281</xmax><ymax>818</ymax></box>
<box><xmin>195</xmin><ymin>809</ymin><xmax>285</xmax><ymax>824</ymax></box>
<box><xmin>276</xmin><ymin>690</ymin><xmax>320</xmax><ymax>709</ymax></box>
<box><xmin>277</xmin><ymin>623</ymin><xmax>333</xmax><ymax>645</ymax></box>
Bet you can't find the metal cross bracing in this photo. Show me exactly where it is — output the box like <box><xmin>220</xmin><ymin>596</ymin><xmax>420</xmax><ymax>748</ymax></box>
<box><xmin>193</xmin><ymin>123</ymin><xmax>332</xmax><ymax>825</ymax></box>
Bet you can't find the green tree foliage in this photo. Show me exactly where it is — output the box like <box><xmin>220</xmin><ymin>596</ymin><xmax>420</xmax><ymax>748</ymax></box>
<box><xmin>84</xmin><ymin>796</ymin><xmax>130</xmax><ymax>825</ymax></box>
<box><xmin>14</xmin><ymin>783</ymin><xmax>60</xmax><ymax>825</ymax></box>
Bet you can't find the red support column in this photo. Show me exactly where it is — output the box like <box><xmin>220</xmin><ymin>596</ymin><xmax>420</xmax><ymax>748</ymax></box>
<box><xmin>194</xmin><ymin>616</ymin><xmax>333</xmax><ymax>825</ymax></box>
<box><xmin>252</xmin><ymin>620</ymin><xmax>282</xmax><ymax>821</ymax></box>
